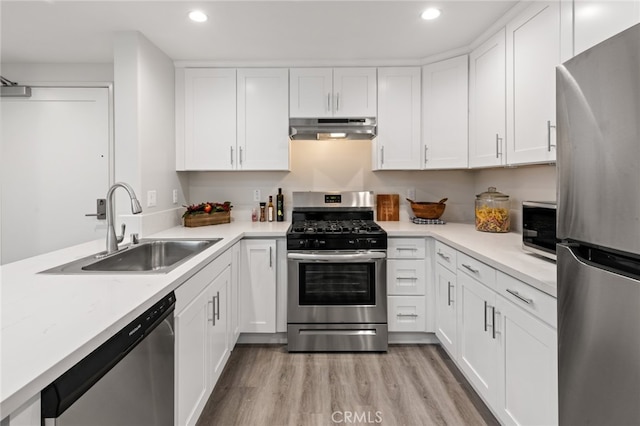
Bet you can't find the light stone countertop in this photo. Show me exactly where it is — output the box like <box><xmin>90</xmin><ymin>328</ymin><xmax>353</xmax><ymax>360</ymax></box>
<box><xmin>0</xmin><ymin>219</ymin><xmax>555</xmax><ymax>418</ymax></box>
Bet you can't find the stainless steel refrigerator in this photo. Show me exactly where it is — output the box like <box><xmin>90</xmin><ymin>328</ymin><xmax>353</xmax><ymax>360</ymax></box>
<box><xmin>557</xmin><ymin>23</ymin><xmax>640</xmax><ymax>425</ymax></box>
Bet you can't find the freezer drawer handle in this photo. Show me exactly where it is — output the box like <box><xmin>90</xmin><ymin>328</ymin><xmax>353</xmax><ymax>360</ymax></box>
<box><xmin>506</xmin><ymin>288</ymin><xmax>533</xmax><ymax>305</ymax></box>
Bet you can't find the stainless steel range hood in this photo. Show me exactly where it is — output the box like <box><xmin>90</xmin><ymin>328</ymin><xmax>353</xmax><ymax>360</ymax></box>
<box><xmin>289</xmin><ymin>117</ymin><xmax>376</xmax><ymax>140</ymax></box>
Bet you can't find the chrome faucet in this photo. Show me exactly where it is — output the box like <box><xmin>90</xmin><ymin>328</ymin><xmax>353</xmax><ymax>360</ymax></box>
<box><xmin>105</xmin><ymin>182</ymin><xmax>143</xmax><ymax>254</ymax></box>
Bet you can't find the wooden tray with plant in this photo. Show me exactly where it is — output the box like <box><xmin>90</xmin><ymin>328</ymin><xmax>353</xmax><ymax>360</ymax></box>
<box><xmin>182</xmin><ymin>201</ymin><xmax>233</xmax><ymax>227</ymax></box>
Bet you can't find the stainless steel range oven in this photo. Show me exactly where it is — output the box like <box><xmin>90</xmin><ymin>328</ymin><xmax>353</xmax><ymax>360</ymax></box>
<box><xmin>287</xmin><ymin>191</ymin><xmax>388</xmax><ymax>352</ymax></box>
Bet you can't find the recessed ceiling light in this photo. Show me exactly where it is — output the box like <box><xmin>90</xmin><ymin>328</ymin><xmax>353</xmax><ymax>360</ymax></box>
<box><xmin>188</xmin><ymin>10</ymin><xmax>208</xmax><ymax>23</ymax></box>
<box><xmin>421</xmin><ymin>8</ymin><xmax>441</xmax><ymax>20</ymax></box>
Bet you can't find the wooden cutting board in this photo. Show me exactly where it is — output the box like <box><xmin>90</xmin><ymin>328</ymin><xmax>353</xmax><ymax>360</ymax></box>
<box><xmin>376</xmin><ymin>194</ymin><xmax>399</xmax><ymax>221</ymax></box>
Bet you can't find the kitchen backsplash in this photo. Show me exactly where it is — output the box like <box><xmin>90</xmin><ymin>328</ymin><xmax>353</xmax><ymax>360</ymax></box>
<box><xmin>186</xmin><ymin>140</ymin><xmax>556</xmax><ymax>233</ymax></box>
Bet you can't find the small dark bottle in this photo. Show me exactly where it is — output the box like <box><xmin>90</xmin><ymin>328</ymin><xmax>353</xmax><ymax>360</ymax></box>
<box><xmin>276</xmin><ymin>188</ymin><xmax>284</xmax><ymax>222</ymax></box>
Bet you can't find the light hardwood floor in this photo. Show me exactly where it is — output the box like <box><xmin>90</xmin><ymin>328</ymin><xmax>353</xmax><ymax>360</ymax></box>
<box><xmin>196</xmin><ymin>344</ymin><xmax>499</xmax><ymax>426</ymax></box>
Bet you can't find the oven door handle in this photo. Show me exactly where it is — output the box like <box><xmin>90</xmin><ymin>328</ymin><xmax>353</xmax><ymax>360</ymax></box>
<box><xmin>287</xmin><ymin>252</ymin><xmax>386</xmax><ymax>262</ymax></box>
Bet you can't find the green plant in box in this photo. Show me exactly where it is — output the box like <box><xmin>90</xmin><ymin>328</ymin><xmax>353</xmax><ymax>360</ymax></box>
<box><xmin>182</xmin><ymin>201</ymin><xmax>232</xmax><ymax>218</ymax></box>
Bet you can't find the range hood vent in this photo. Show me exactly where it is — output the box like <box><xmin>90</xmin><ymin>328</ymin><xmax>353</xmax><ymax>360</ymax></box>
<box><xmin>289</xmin><ymin>117</ymin><xmax>376</xmax><ymax>140</ymax></box>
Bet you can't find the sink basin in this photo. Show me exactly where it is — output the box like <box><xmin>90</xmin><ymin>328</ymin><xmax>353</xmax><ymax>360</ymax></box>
<box><xmin>40</xmin><ymin>238</ymin><xmax>222</xmax><ymax>274</ymax></box>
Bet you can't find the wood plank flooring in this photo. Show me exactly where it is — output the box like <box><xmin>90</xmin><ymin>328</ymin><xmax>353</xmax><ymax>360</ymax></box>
<box><xmin>196</xmin><ymin>344</ymin><xmax>499</xmax><ymax>426</ymax></box>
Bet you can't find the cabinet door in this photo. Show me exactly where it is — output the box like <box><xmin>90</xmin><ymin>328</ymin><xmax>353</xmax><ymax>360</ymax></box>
<box><xmin>209</xmin><ymin>266</ymin><xmax>231</xmax><ymax>388</ymax></box>
<box><xmin>574</xmin><ymin>0</ymin><xmax>640</xmax><ymax>55</ymax></box>
<box><xmin>469</xmin><ymin>28</ymin><xmax>506</xmax><ymax>168</ymax></box>
<box><xmin>230</xmin><ymin>242</ymin><xmax>241</xmax><ymax>347</ymax></box>
<box><xmin>423</xmin><ymin>55</ymin><xmax>469</xmax><ymax>169</ymax></box>
<box><xmin>496</xmin><ymin>295</ymin><xmax>558</xmax><ymax>426</ymax></box>
<box><xmin>240</xmin><ymin>239</ymin><xmax>277</xmax><ymax>333</ymax></box>
<box><xmin>457</xmin><ymin>272</ymin><xmax>498</xmax><ymax>406</ymax></box>
<box><xmin>506</xmin><ymin>1</ymin><xmax>560</xmax><ymax>165</ymax></box>
<box><xmin>289</xmin><ymin>68</ymin><xmax>334</xmax><ymax>118</ymax></box>
<box><xmin>237</xmin><ymin>68</ymin><xmax>290</xmax><ymax>171</ymax></box>
<box><xmin>175</xmin><ymin>286</ymin><xmax>211</xmax><ymax>426</ymax></box>
<box><xmin>388</xmin><ymin>296</ymin><xmax>426</xmax><ymax>332</ymax></box>
<box><xmin>435</xmin><ymin>263</ymin><xmax>458</xmax><ymax>358</ymax></box>
<box><xmin>332</xmin><ymin>68</ymin><xmax>377</xmax><ymax>117</ymax></box>
<box><xmin>375</xmin><ymin>67</ymin><xmax>421</xmax><ymax>170</ymax></box>
<box><xmin>183</xmin><ymin>68</ymin><xmax>236</xmax><ymax>170</ymax></box>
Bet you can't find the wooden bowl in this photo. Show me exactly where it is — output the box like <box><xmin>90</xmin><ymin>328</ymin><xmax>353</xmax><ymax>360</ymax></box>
<box><xmin>407</xmin><ymin>198</ymin><xmax>447</xmax><ymax>219</ymax></box>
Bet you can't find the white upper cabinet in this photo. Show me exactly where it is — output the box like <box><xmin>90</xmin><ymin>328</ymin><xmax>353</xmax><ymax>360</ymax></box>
<box><xmin>422</xmin><ymin>55</ymin><xmax>469</xmax><ymax>169</ymax></box>
<box><xmin>289</xmin><ymin>67</ymin><xmax>377</xmax><ymax>118</ymax></box>
<box><xmin>237</xmin><ymin>68</ymin><xmax>290</xmax><ymax>171</ymax></box>
<box><xmin>176</xmin><ymin>68</ymin><xmax>289</xmax><ymax>171</ymax></box>
<box><xmin>374</xmin><ymin>67</ymin><xmax>421</xmax><ymax>170</ymax></box>
<box><xmin>469</xmin><ymin>28</ymin><xmax>507</xmax><ymax>168</ymax></box>
<box><xmin>180</xmin><ymin>68</ymin><xmax>237</xmax><ymax>170</ymax></box>
<box><xmin>574</xmin><ymin>0</ymin><xmax>640</xmax><ymax>55</ymax></box>
<box><xmin>505</xmin><ymin>1</ymin><xmax>560</xmax><ymax>165</ymax></box>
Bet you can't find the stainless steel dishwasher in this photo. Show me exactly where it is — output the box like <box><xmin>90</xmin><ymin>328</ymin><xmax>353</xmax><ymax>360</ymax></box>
<box><xmin>41</xmin><ymin>292</ymin><xmax>175</xmax><ymax>426</ymax></box>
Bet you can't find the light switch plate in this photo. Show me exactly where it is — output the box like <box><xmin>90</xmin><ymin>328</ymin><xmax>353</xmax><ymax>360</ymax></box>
<box><xmin>172</xmin><ymin>189</ymin><xmax>178</xmax><ymax>204</ymax></box>
<box><xmin>147</xmin><ymin>190</ymin><xmax>157</xmax><ymax>207</ymax></box>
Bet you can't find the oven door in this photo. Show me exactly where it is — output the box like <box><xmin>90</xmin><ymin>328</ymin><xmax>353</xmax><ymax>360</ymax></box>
<box><xmin>287</xmin><ymin>250</ymin><xmax>387</xmax><ymax>324</ymax></box>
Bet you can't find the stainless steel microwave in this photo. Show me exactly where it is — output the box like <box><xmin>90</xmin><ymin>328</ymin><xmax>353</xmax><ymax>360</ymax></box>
<box><xmin>522</xmin><ymin>201</ymin><xmax>557</xmax><ymax>260</ymax></box>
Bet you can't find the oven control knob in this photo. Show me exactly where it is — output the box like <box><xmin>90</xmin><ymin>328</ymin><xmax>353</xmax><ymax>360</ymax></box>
<box><xmin>299</xmin><ymin>240</ymin><xmax>312</xmax><ymax>248</ymax></box>
<box><xmin>368</xmin><ymin>238</ymin><xmax>378</xmax><ymax>247</ymax></box>
<box><xmin>313</xmin><ymin>239</ymin><xmax>321</xmax><ymax>248</ymax></box>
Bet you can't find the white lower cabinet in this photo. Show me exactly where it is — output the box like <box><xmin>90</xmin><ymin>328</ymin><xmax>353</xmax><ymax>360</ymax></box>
<box><xmin>433</xmin><ymin>242</ymin><xmax>558</xmax><ymax>425</ymax></box>
<box><xmin>386</xmin><ymin>238</ymin><xmax>428</xmax><ymax>333</ymax></box>
<box><xmin>240</xmin><ymin>239</ymin><xmax>277</xmax><ymax>333</ymax></box>
<box><xmin>457</xmin><ymin>270</ymin><xmax>499</xmax><ymax>407</ymax></box>
<box><xmin>496</xmin><ymin>294</ymin><xmax>558</xmax><ymax>425</ymax></box>
<box><xmin>230</xmin><ymin>242</ymin><xmax>241</xmax><ymax>346</ymax></box>
<box><xmin>434</xmin><ymin>263</ymin><xmax>457</xmax><ymax>357</ymax></box>
<box><xmin>175</xmin><ymin>250</ymin><xmax>233</xmax><ymax>426</ymax></box>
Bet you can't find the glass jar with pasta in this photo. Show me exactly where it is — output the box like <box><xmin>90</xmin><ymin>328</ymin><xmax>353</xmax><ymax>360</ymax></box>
<box><xmin>475</xmin><ymin>187</ymin><xmax>510</xmax><ymax>233</ymax></box>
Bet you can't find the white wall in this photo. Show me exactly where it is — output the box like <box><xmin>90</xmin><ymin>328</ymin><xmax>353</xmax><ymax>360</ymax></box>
<box><xmin>0</xmin><ymin>63</ymin><xmax>113</xmax><ymax>84</ymax></box>
<box><xmin>113</xmin><ymin>32</ymin><xmax>186</xmax><ymax>236</ymax></box>
<box><xmin>188</xmin><ymin>140</ymin><xmax>557</xmax><ymax>232</ymax></box>
<box><xmin>474</xmin><ymin>164</ymin><xmax>557</xmax><ymax>232</ymax></box>
<box><xmin>188</xmin><ymin>140</ymin><xmax>477</xmax><ymax>223</ymax></box>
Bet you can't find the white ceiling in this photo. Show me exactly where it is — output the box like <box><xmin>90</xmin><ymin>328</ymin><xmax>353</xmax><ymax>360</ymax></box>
<box><xmin>0</xmin><ymin>1</ymin><xmax>518</xmax><ymax>64</ymax></box>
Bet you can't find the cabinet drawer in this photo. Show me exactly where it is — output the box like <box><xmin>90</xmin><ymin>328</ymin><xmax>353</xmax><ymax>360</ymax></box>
<box><xmin>457</xmin><ymin>252</ymin><xmax>496</xmax><ymax>290</ymax></box>
<box><xmin>434</xmin><ymin>240</ymin><xmax>457</xmax><ymax>271</ymax></box>
<box><xmin>387</xmin><ymin>259</ymin><xmax>426</xmax><ymax>295</ymax></box>
<box><xmin>497</xmin><ymin>272</ymin><xmax>557</xmax><ymax>328</ymax></box>
<box><xmin>388</xmin><ymin>296</ymin><xmax>426</xmax><ymax>332</ymax></box>
<box><xmin>388</xmin><ymin>238</ymin><xmax>426</xmax><ymax>259</ymax></box>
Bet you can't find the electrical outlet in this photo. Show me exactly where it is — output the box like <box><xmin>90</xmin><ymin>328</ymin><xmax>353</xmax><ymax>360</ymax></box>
<box><xmin>172</xmin><ymin>189</ymin><xmax>178</xmax><ymax>204</ymax></box>
<box><xmin>253</xmin><ymin>189</ymin><xmax>261</xmax><ymax>202</ymax></box>
<box><xmin>407</xmin><ymin>187</ymin><xmax>416</xmax><ymax>201</ymax></box>
<box><xmin>147</xmin><ymin>190</ymin><xmax>157</xmax><ymax>208</ymax></box>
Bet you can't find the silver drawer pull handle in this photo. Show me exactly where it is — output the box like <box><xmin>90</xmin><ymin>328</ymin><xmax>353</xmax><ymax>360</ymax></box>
<box><xmin>462</xmin><ymin>263</ymin><xmax>479</xmax><ymax>274</ymax></box>
<box><xmin>397</xmin><ymin>313</ymin><xmax>419</xmax><ymax>318</ymax></box>
<box><xmin>396</xmin><ymin>276</ymin><xmax>417</xmax><ymax>281</ymax></box>
<box><xmin>506</xmin><ymin>288</ymin><xmax>533</xmax><ymax>305</ymax></box>
<box><xmin>397</xmin><ymin>247</ymin><xmax>417</xmax><ymax>251</ymax></box>
<box><xmin>437</xmin><ymin>251</ymin><xmax>450</xmax><ymax>261</ymax></box>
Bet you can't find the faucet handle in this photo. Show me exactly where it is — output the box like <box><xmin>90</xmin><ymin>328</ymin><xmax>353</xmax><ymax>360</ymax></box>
<box><xmin>116</xmin><ymin>223</ymin><xmax>126</xmax><ymax>243</ymax></box>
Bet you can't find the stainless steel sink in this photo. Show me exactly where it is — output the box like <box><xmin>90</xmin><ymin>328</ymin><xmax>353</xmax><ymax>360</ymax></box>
<box><xmin>40</xmin><ymin>238</ymin><xmax>222</xmax><ymax>274</ymax></box>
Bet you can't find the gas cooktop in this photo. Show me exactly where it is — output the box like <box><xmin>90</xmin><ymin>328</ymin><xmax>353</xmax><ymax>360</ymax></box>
<box><xmin>287</xmin><ymin>191</ymin><xmax>387</xmax><ymax>251</ymax></box>
<box><xmin>290</xmin><ymin>219</ymin><xmax>384</xmax><ymax>235</ymax></box>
